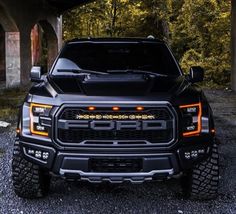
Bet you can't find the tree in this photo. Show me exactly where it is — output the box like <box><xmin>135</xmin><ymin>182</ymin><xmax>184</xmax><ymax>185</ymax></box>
<box><xmin>63</xmin><ymin>0</ymin><xmax>231</xmax><ymax>87</ymax></box>
<box><xmin>171</xmin><ymin>0</ymin><xmax>231</xmax><ymax>85</ymax></box>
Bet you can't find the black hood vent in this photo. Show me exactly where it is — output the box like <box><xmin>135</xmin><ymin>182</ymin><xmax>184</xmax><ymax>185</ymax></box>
<box><xmin>79</xmin><ymin>74</ymin><xmax>154</xmax><ymax>96</ymax></box>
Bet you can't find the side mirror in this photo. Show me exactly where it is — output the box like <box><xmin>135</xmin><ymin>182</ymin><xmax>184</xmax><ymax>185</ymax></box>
<box><xmin>30</xmin><ymin>66</ymin><xmax>43</xmax><ymax>83</ymax></box>
<box><xmin>189</xmin><ymin>66</ymin><xmax>204</xmax><ymax>83</ymax></box>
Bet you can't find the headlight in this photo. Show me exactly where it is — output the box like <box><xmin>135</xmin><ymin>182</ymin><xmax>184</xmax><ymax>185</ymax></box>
<box><xmin>30</xmin><ymin>103</ymin><xmax>52</xmax><ymax>137</ymax></box>
<box><xmin>180</xmin><ymin>103</ymin><xmax>202</xmax><ymax>137</ymax></box>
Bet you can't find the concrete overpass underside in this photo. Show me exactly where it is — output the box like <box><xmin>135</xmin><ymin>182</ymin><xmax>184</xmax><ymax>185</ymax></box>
<box><xmin>0</xmin><ymin>0</ymin><xmax>90</xmax><ymax>87</ymax></box>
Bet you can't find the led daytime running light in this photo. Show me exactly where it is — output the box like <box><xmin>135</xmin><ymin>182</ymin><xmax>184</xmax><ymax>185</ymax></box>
<box><xmin>180</xmin><ymin>103</ymin><xmax>202</xmax><ymax>137</ymax></box>
<box><xmin>30</xmin><ymin>103</ymin><xmax>52</xmax><ymax>137</ymax></box>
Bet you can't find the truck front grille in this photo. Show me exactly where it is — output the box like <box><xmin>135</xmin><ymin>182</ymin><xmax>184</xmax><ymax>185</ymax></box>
<box><xmin>55</xmin><ymin>105</ymin><xmax>176</xmax><ymax>146</ymax></box>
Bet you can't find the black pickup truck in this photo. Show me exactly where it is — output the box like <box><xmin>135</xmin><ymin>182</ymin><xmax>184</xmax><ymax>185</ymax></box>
<box><xmin>12</xmin><ymin>38</ymin><xmax>219</xmax><ymax>200</ymax></box>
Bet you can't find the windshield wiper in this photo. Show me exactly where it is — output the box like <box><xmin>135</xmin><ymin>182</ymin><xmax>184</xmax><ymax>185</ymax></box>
<box><xmin>57</xmin><ymin>69</ymin><xmax>107</xmax><ymax>75</ymax></box>
<box><xmin>57</xmin><ymin>68</ymin><xmax>170</xmax><ymax>77</ymax></box>
<box><xmin>106</xmin><ymin>69</ymin><xmax>168</xmax><ymax>77</ymax></box>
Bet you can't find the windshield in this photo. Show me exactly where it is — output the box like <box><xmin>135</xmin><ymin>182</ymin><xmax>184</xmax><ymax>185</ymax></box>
<box><xmin>52</xmin><ymin>42</ymin><xmax>181</xmax><ymax>76</ymax></box>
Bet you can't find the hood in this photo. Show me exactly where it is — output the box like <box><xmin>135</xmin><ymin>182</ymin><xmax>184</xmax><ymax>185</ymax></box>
<box><xmin>50</xmin><ymin>74</ymin><xmax>188</xmax><ymax>97</ymax></box>
<box><xmin>29</xmin><ymin>74</ymin><xmax>203</xmax><ymax>107</ymax></box>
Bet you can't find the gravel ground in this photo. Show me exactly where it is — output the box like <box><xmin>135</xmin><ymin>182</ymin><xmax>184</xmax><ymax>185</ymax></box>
<box><xmin>0</xmin><ymin>89</ymin><xmax>236</xmax><ymax>214</ymax></box>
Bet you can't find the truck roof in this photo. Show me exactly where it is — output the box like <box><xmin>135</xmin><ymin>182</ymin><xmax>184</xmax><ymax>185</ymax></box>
<box><xmin>67</xmin><ymin>37</ymin><xmax>164</xmax><ymax>44</ymax></box>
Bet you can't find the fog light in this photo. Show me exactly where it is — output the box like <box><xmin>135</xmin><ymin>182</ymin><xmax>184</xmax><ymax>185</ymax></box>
<box><xmin>184</xmin><ymin>149</ymin><xmax>206</xmax><ymax>160</ymax></box>
<box><xmin>26</xmin><ymin>148</ymin><xmax>50</xmax><ymax>161</ymax></box>
<box><xmin>42</xmin><ymin>152</ymin><xmax>49</xmax><ymax>160</ymax></box>
<box><xmin>184</xmin><ymin>152</ymin><xmax>191</xmax><ymax>159</ymax></box>
<box><xmin>191</xmin><ymin>151</ymin><xmax>198</xmax><ymax>158</ymax></box>
<box><xmin>28</xmin><ymin>149</ymin><xmax>35</xmax><ymax>155</ymax></box>
<box><xmin>35</xmin><ymin>151</ymin><xmax>42</xmax><ymax>158</ymax></box>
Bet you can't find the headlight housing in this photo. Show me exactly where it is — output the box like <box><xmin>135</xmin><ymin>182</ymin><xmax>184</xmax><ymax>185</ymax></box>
<box><xmin>30</xmin><ymin>103</ymin><xmax>52</xmax><ymax>137</ymax></box>
<box><xmin>180</xmin><ymin>103</ymin><xmax>202</xmax><ymax>137</ymax></box>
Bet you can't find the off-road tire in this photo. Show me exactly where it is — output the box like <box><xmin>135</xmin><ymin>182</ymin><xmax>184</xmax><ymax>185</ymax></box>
<box><xmin>181</xmin><ymin>143</ymin><xmax>219</xmax><ymax>200</ymax></box>
<box><xmin>12</xmin><ymin>141</ymin><xmax>51</xmax><ymax>199</ymax></box>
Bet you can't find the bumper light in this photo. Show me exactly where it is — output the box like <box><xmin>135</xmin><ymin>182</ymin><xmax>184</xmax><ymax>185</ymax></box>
<box><xmin>180</xmin><ymin>103</ymin><xmax>202</xmax><ymax>137</ymax></box>
<box><xmin>26</xmin><ymin>148</ymin><xmax>49</xmax><ymax>160</ymax></box>
<box><xmin>30</xmin><ymin>103</ymin><xmax>52</xmax><ymax>137</ymax></box>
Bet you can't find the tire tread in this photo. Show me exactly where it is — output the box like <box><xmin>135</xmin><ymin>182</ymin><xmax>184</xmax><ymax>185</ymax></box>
<box><xmin>12</xmin><ymin>141</ymin><xmax>50</xmax><ymax>199</ymax></box>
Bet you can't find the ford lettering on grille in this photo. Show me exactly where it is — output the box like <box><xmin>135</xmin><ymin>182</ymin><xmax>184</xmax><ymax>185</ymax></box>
<box><xmin>58</xmin><ymin>120</ymin><xmax>168</xmax><ymax>131</ymax></box>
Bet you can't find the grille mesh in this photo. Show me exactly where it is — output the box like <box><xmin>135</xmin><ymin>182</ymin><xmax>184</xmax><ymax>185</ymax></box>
<box><xmin>58</xmin><ymin>129</ymin><xmax>172</xmax><ymax>143</ymax></box>
<box><xmin>57</xmin><ymin>107</ymin><xmax>174</xmax><ymax>145</ymax></box>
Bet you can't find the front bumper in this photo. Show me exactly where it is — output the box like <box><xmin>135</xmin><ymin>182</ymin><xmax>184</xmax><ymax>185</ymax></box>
<box><xmin>19</xmin><ymin>140</ymin><xmax>212</xmax><ymax>183</ymax></box>
<box><xmin>58</xmin><ymin>153</ymin><xmax>176</xmax><ymax>183</ymax></box>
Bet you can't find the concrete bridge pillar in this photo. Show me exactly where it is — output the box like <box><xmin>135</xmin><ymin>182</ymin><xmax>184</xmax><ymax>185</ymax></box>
<box><xmin>0</xmin><ymin>2</ymin><xmax>21</xmax><ymax>87</ymax></box>
<box><xmin>0</xmin><ymin>0</ymin><xmax>88</xmax><ymax>88</ymax></box>
<box><xmin>20</xmin><ymin>29</ymin><xmax>31</xmax><ymax>85</ymax></box>
<box><xmin>5</xmin><ymin>32</ymin><xmax>21</xmax><ymax>87</ymax></box>
<box><xmin>38</xmin><ymin>20</ymin><xmax>59</xmax><ymax>70</ymax></box>
<box><xmin>0</xmin><ymin>0</ymin><xmax>63</xmax><ymax>87</ymax></box>
<box><xmin>0</xmin><ymin>25</ymin><xmax>5</xmax><ymax>81</ymax></box>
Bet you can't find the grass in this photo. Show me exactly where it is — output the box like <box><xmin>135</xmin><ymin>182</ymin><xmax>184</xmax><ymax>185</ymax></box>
<box><xmin>0</xmin><ymin>86</ymin><xmax>29</xmax><ymax>123</ymax></box>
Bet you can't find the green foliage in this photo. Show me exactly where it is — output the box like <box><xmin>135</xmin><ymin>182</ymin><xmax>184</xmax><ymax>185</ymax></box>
<box><xmin>171</xmin><ymin>0</ymin><xmax>231</xmax><ymax>87</ymax></box>
<box><xmin>63</xmin><ymin>0</ymin><xmax>231</xmax><ymax>87</ymax></box>
<box><xmin>63</xmin><ymin>0</ymin><xmax>147</xmax><ymax>38</ymax></box>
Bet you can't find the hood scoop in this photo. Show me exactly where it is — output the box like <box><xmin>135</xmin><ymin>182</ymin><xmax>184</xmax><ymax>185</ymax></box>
<box><xmin>79</xmin><ymin>74</ymin><xmax>153</xmax><ymax>96</ymax></box>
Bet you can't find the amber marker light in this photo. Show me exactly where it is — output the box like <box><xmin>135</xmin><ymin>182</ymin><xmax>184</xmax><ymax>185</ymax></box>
<box><xmin>88</xmin><ymin>106</ymin><xmax>96</xmax><ymax>111</ymax></box>
<box><xmin>180</xmin><ymin>102</ymin><xmax>202</xmax><ymax>137</ymax></box>
<box><xmin>136</xmin><ymin>106</ymin><xmax>144</xmax><ymax>111</ymax></box>
<box><xmin>211</xmin><ymin>129</ymin><xmax>216</xmax><ymax>134</ymax></box>
<box><xmin>112</xmin><ymin>106</ymin><xmax>120</xmax><ymax>111</ymax></box>
<box><xmin>16</xmin><ymin>128</ymin><xmax>20</xmax><ymax>134</ymax></box>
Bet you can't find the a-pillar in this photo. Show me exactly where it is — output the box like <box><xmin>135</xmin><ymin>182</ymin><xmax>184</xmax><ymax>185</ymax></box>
<box><xmin>5</xmin><ymin>32</ymin><xmax>21</xmax><ymax>88</ymax></box>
